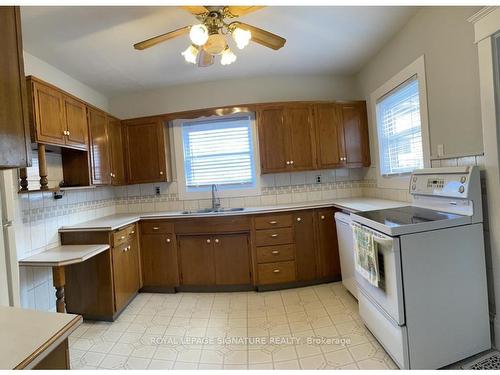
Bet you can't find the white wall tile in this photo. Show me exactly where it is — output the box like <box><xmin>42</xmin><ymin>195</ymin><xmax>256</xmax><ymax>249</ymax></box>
<box><xmin>290</xmin><ymin>172</ymin><xmax>306</xmax><ymax>186</ymax></box>
<box><xmin>275</xmin><ymin>173</ymin><xmax>291</xmax><ymax>187</ymax></box>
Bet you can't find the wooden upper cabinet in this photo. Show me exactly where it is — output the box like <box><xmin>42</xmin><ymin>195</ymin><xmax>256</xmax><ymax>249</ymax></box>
<box><xmin>88</xmin><ymin>107</ymin><xmax>111</xmax><ymax>185</ymax></box>
<box><xmin>314</xmin><ymin>103</ymin><xmax>345</xmax><ymax>169</ymax></box>
<box><xmin>257</xmin><ymin>107</ymin><xmax>287</xmax><ymax>173</ymax></box>
<box><xmin>28</xmin><ymin>79</ymin><xmax>66</xmax><ymax>146</ymax></box>
<box><xmin>0</xmin><ymin>6</ymin><xmax>31</xmax><ymax>169</ymax></box>
<box><xmin>285</xmin><ymin>105</ymin><xmax>316</xmax><ymax>170</ymax></box>
<box><xmin>341</xmin><ymin>102</ymin><xmax>371</xmax><ymax>167</ymax></box>
<box><xmin>123</xmin><ymin>118</ymin><xmax>171</xmax><ymax>184</ymax></box>
<box><xmin>63</xmin><ymin>96</ymin><xmax>88</xmax><ymax>150</ymax></box>
<box><xmin>107</xmin><ymin>116</ymin><xmax>125</xmax><ymax>185</ymax></box>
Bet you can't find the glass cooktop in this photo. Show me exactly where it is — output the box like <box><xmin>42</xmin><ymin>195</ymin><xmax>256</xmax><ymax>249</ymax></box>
<box><xmin>354</xmin><ymin>206</ymin><xmax>466</xmax><ymax>229</ymax></box>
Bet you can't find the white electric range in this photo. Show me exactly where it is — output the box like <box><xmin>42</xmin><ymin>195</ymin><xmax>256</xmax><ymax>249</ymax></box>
<box><xmin>350</xmin><ymin>166</ymin><xmax>490</xmax><ymax>369</ymax></box>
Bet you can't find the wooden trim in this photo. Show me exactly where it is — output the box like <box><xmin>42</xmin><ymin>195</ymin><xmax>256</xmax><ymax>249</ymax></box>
<box><xmin>14</xmin><ymin>314</ymin><xmax>82</xmax><ymax>369</ymax></box>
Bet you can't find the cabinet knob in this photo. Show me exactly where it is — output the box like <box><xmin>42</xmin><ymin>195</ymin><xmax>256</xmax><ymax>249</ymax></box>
<box><xmin>215</xmin><ymin>238</ymin><xmax>219</xmax><ymax>243</ymax></box>
<box><xmin>269</xmin><ymin>221</ymin><xmax>277</xmax><ymax>225</ymax></box>
<box><xmin>120</xmin><ymin>236</ymin><xmax>125</xmax><ymax>240</ymax></box>
<box><xmin>67</xmin><ymin>131</ymin><xmax>70</xmax><ymax>136</ymax></box>
<box><xmin>290</xmin><ymin>160</ymin><xmax>294</xmax><ymax>165</ymax></box>
<box><xmin>130</xmin><ymin>230</ymin><xmax>135</xmax><ymax>234</ymax></box>
<box><xmin>63</xmin><ymin>130</ymin><xmax>66</xmax><ymax>136</ymax></box>
<box><xmin>273</xmin><ymin>269</ymin><xmax>281</xmax><ymax>273</ymax></box>
<box><xmin>206</xmin><ymin>239</ymin><xmax>211</xmax><ymax>244</ymax></box>
<box><xmin>296</xmin><ymin>217</ymin><xmax>301</xmax><ymax>222</ymax></box>
<box><xmin>271</xmin><ymin>234</ymin><xmax>279</xmax><ymax>238</ymax></box>
<box><xmin>159</xmin><ymin>171</ymin><xmax>164</xmax><ymax>175</ymax></box>
<box><xmin>271</xmin><ymin>250</ymin><xmax>280</xmax><ymax>255</ymax></box>
<box><xmin>321</xmin><ymin>215</ymin><xmax>325</xmax><ymax>220</ymax></box>
<box><xmin>166</xmin><ymin>238</ymin><xmax>171</xmax><ymax>243</ymax></box>
<box><xmin>286</xmin><ymin>161</ymin><xmax>290</xmax><ymax>165</ymax></box>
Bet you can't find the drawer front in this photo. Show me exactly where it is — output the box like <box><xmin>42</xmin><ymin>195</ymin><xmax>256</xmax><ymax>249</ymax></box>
<box><xmin>255</xmin><ymin>227</ymin><xmax>294</xmax><ymax>247</ymax></box>
<box><xmin>254</xmin><ymin>214</ymin><xmax>293</xmax><ymax>230</ymax></box>
<box><xmin>113</xmin><ymin>225</ymin><xmax>135</xmax><ymax>247</ymax></box>
<box><xmin>256</xmin><ymin>244</ymin><xmax>295</xmax><ymax>263</ymax></box>
<box><xmin>258</xmin><ymin>261</ymin><xmax>296</xmax><ymax>285</ymax></box>
<box><xmin>141</xmin><ymin>221</ymin><xmax>174</xmax><ymax>234</ymax></box>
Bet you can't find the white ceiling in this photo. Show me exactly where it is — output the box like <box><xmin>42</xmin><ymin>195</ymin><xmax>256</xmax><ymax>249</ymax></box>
<box><xmin>20</xmin><ymin>6</ymin><xmax>417</xmax><ymax>97</ymax></box>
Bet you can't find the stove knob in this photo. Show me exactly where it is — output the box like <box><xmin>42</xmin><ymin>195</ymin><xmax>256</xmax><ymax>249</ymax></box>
<box><xmin>460</xmin><ymin>176</ymin><xmax>467</xmax><ymax>183</ymax></box>
<box><xmin>458</xmin><ymin>186</ymin><xmax>465</xmax><ymax>193</ymax></box>
<box><xmin>411</xmin><ymin>184</ymin><xmax>416</xmax><ymax>190</ymax></box>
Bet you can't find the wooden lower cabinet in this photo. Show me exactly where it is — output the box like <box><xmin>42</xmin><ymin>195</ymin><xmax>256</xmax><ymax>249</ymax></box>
<box><xmin>294</xmin><ymin>210</ymin><xmax>317</xmax><ymax>281</ymax></box>
<box><xmin>33</xmin><ymin>339</ymin><xmax>70</xmax><ymax>370</ymax></box>
<box><xmin>315</xmin><ymin>208</ymin><xmax>341</xmax><ymax>279</ymax></box>
<box><xmin>112</xmin><ymin>236</ymin><xmax>140</xmax><ymax>312</ymax></box>
<box><xmin>178</xmin><ymin>235</ymin><xmax>216</xmax><ymax>286</ymax></box>
<box><xmin>214</xmin><ymin>234</ymin><xmax>251</xmax><ymax>285</ymax></box>
<box><xmin>140</xmin><ymin>232</ymin><xmax>179</xmax><ymax>289</ymax></box>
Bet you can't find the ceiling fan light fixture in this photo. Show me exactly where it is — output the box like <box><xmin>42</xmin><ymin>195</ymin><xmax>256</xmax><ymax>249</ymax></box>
<box><xmin>204</xmin><ymin>33</ymin><xmax>227</xmax><ymax>55</ymax></box>
<box><xmin>181</xmin><ymin>45</ymin><xmax>199</xmax><ymax>64</ymax></box>
<box><xmin>189</xmin><ymin>24</ymin><xmax>209</xmax><ymax>46</ymax></box>
<box><xmin>232</xmin><ymin>27</ymin><xmax>251</xmax><ymax>49</ymax></box>
<box><xmin>220</xmin><ymin>48</ymin><xmax>237</xmax><ymax>66</ymax></box>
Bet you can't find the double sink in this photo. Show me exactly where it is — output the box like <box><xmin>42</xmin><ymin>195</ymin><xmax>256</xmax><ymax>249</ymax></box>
<box><xmin>180</xmin><ymin>207</ymin><xmax>245</xmax><ymax>215</ymax></box>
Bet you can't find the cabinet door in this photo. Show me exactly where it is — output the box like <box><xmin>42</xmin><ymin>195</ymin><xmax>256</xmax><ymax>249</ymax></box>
<box><xmin>88</xmin><ymin>108</ymin><xmax>111</xmax><ymax>185</ymax></box>
<box><xmin>294</xmin><ymin>210</ymin><xmax>317</xmax><ymax>281</ymax></box>
<box><xmin>315</xmin><ymin>208</ymin><xmax>341</xmax><ymax>280</ymax></box>
<box><xmin>112</xmin><ymin>243</ymin><xmax>129</xmax><ymax>312</ymax></box>
<box><xmin>214</xmin><ymin>234</ymin><xmax>251</xmax><ymax>285</ymax></box>
<box><xmin>257</xmin><ymin>107</ymin><xmax>288</xmax><ymax>173</ymax></box>
<box><xmin>63</xmin><ymin>96</ymin><xmax>88</xmax><ymax>149</ymax></box>
<box><xmin>123</xmin><ymin>119</ymin><xmax>168</xmax><ymax>184</ymax></box>
<box><xmin>314</xmin><ymin>104</ymin><xmax>345</xmax><ymax>168</ymax></box>
<box><xmin>285</xmin><ymin>105</ymin><xmax>316</xmax><ymax>170</ymax></box>
<box><xmin>107</xmin><ymin>117</ymin><xmax>125</xmax><ymax>185</ymax></box>
<box><xmin>31</xmin><ymin>80</ymin><xmax>65</xmax><ymax>146</ymax></box>
<box><xmin>0</xmin><ymin>7</ymin><xmax>31</xmax><ymax>168</ymax></box>
<box><xmin>126</xmin><ymin>234</ymin><xmax>141</xmax><ymax>296</ymax></box>
<box><xmin>141</xmin><ymin>233</ymin><xmax>179</xmax><ymax>287</ymax></box>
<box><xmin>178</xmin><ymin>235</ymin><xmax>216</xmax><ymax>285</ymax></box>
<box><xmin>341</xmin><ymin>103</ymin><xmax>370</xmax><ymax>167</ymax></box>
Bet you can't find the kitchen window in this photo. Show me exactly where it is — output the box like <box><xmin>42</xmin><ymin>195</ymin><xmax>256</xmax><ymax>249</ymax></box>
<box><xmin>173</xmin><ymin>114</ymin><xmax>260</xmax><ymax>199</ymax></box>
<box><xmin>376</xmin><ymin>76</ymin><xmax>423</xmax><ymax>176</ymax></box>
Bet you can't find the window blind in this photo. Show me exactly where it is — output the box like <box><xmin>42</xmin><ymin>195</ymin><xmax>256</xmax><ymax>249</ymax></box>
<box><xmin>376</xmin><ymin>76</ymin><xmax>424</xmax><ymax>176</ymax></box>
<box><xmin>182</xmin><ymin>116</ymin><xmax>256</xmax><ymax>188</ymax></box>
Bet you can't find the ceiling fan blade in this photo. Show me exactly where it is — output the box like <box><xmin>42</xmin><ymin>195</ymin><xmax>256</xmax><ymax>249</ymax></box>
<box><xmin>134</xmin><ymin>26</ymin><xmax>190</xmax><ymax>50</ymax></box>
<box><xmin>198</xmin><ymin>48</ymin><xmax>214</xmax><ymax>67</ymax></box>
<box><xmin>225</xmin><ymin>6</ymin><xmax>265</xmax><ymax>17</ymax></box>
<box><xmin>182</xmin><ymin>6</ymin><xmax>210</xmax><ymax>16</ymax></box>
<box><xmin>235</xmin><ymin>22</ymin><xmax>286</xmax><ymax>50</ymax></box>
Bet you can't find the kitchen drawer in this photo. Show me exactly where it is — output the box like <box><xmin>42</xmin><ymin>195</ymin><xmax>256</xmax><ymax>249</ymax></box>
<box><xmin>254</xmin><ymin>214</ymin><xmax>293</xmax><ymax>230</ymax></box>
<box><xmin>258</xmin><ymin>261</ymin><xmax>296</xmax><ymax>285</ymax></box>
<box><xmin>256</xmin><ymin>244</ymin><xmax>295</xmax><ymax>263</ymax></box>
<box><xmin>141</xmin><ymin>221</ymin><xmax>174</xmax><ymax>234</ymax></box>
<box><xmin>112</xmin><ymin>225</ymin><xmax>135</xmax><ymax>247</ymax></box>
<box><xmin>255</xmin><ymin>227</ymin><xmax>294</xmax><ymax>247</ymax></box>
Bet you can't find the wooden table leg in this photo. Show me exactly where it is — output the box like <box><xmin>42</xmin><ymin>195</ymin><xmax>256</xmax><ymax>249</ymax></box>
<box><xmin>52</xmin><ymin>266</ymin><xmax>66</xmax><ymax>313</ymax></box>
<box><xmin>38</xmin><ymin>144</ymin><xmax>48</xmax><ymax>190</ymax></box>
<box><xmin>19</xmin><ymin>167</ymin><xmax>29</xmax><ymax>191</ymax></box>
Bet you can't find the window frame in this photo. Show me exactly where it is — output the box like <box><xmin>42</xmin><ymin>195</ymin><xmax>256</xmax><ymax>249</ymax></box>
<box><xmin>369</xmin><ymin>55</ymin><xmax>431</xmax><ymax>189</ymax></box>
<box><xmin>172</xmin><ymin>112</ymin><xmax>261</xmax><ymax>200</ymax></box>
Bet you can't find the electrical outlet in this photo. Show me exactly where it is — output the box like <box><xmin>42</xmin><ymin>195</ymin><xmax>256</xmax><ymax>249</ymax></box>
<box><xmin>316</xmin><ymin>175</ymin><xmax>322</xmax><ymax>184</ymax></box>
<box><xmin>155</xmin><ymin>186</ymin><xmax>161</xmax><ymax>196</ymax></box>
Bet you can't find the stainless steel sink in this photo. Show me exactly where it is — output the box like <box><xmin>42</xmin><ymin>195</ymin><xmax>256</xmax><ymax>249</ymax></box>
<box><xmin>180</xmin><ymin>207</ymin><xmax>245</xmax><ymax>215</ymax></box>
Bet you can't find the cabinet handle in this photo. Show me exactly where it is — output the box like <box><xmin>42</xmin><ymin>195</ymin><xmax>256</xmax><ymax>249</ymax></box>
<box><xmin>166</xmin><ymin>238</ymin><xmax>171</xmax><ymax>243</ymax></box>
<box><xmin>296</xmin><ymin>217</ymin><xmax>301</xmax><ymax>222</ymax></box>
<box><xmin>271</xmin><ymin>234</ymin><xmax>279</xmax><ymax>238</ymax></box>
<box><xmin>273</xmin><ymin>269</ymin><xmax>281</xmax><ymax>273</ymax></box>
<box><xmin>207</xmin><ymin>239</ymin><xmax>211</xmax><ymax>244</ymax></box>
<box><xmin>152</xmin><ymin>227</ymin><xmax>159</xmax><ymax>230</ymax></box>
<box><xmin>271</xmin><ymin>250</ymin><xmax>280</xmax><ymax>255</ymax></box>
<box><xmin>321</xmin><ymin>215</ymin><xmax>325</xmax><ymax>220</ymax></box>
<box><xmin>269</xmin><ymin>221</ymin><xmax>277</xmax><ymax>225</ymax></box>
<box><xmin>215</xmin><ymin>238</ymin><xmax>219</xmax><ymax>243</ymax></box>
<box><xmin>159</xmin><ymin>171</ymin><xmax>164</xmax><ymax>175</ymax></box>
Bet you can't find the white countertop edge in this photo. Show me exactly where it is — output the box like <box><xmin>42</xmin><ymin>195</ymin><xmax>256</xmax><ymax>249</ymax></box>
<box><xmin>58</xmin><ymin>198</ymin><xmax>408</xmax><ymax>232</ymax></box>
<box><xmin>19</xmin><ymin>244</ymin><xmax>110</xmax><ymax>267</ymax></box>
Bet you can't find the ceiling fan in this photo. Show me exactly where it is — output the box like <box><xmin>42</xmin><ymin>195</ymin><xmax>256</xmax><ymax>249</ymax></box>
<box><xmin>133</xmin><ymin>5</ymin><xmax>286</xmax><ymax>67</ymax></box>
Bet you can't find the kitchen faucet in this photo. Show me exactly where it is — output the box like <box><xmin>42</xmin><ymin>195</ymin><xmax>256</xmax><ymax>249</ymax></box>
<box><xmin>211</xmin><ymin>184</ymin><xmax>221</xmax><ymax>211</ymax></box>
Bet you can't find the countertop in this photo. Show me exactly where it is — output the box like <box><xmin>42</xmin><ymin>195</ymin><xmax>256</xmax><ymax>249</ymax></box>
<box><xmin>0</xmin><ymin>306</ymin><xmax>82</xmax><ymax>369</ymax></box>
<box><xmin>59</xmin><ymin>197</ymin><xmax>407</xmax><ymax>232</ymax></box>
<box><xmin>19</xmin><ymin>244</ymin><xmax>111</xmax><ymax>267</ymax></box>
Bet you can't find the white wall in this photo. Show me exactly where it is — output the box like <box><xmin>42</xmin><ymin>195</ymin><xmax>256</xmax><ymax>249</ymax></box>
<box><xmin>23</xmin><ymin>51</ymin><xmax>109</xmax><ymax>112</ymax></box>
<box><xmin>356</xmin><ymin>6</ymin><xmax>483</xmax><ymax>165</ymax></box>
<box><xmin>109</xmin><ymin>74</ymin><xmax>360</xmax><ymax>119</ymax></box>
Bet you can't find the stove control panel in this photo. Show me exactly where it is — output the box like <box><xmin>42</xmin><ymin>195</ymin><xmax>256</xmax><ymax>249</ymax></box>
<box><xmin>410</xmin><ymin>171</ymin><xmax>470</xmax><ymax>198</ymax></box>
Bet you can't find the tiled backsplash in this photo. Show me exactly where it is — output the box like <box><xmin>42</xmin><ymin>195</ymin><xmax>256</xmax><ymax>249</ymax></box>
<box><xmin>15</xmin><ymin>152</ymin><xmax>487</xmax><ymax>313</ymax></box>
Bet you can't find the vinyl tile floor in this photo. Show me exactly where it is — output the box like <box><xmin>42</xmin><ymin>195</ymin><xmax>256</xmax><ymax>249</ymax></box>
<box><xmin>68</xmin><ymin>282</ymin><xmax>397</xmax><ymax>370</ymax></box>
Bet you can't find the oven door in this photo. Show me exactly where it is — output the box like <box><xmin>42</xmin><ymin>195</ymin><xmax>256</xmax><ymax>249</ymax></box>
<box><xmin>353</xmin><ymin>223</ymin><xmax>405</xmax><ymax>325</ymax></box>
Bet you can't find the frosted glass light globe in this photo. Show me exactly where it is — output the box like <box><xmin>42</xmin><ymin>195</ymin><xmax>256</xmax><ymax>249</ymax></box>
<box><xmin>232</xmin><ymin>27</ymin><xmax>251</xmax><ymax>49</ymax></box>
<box><xmin>189</xmin><ymin>24</ymin><xmax>209</xmax><ymax>46</ymax></box>
<box><xmin>181</xmin><ymin>45</ymin><xmax>199</xmax><ymax>64</ymax></box>
<box><xmin>220</xmin><ymin>48</ymin><xmax>237</xmax><ymax>65</ymax></box>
